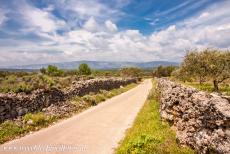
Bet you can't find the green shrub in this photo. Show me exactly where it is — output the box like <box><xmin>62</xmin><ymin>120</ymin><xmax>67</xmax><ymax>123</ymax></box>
<box><xmin>41</xmin><ymin>65</ymin><xmax>64</xmax><ymax>76</ymax></box>
<box><xmin>23</xmin><ymin>112</ymin><xmax>53</xmax><ymax>127</ymax></box>
<box><xmin>41</xmin><ymin>75</ymin><xmax>55</xmax><ymax>87</ymax></box>
<box><xmin>78</xmin><ymin>63</ymin><xmax>91</xmax><ymax>75</ymax></box>
<box><xmin>82</xmin><ymin>95</ymin><xmax>96</xmax><ymax>105</ymax></box>
<box><xmin>13</xmin><ymin>83</ymin><xmax>33</xmax><ymax>93</ymax></box>
<box><xmin>5</xmin><ymin>75</ymin><xmax>17</xmax><ymax>84</ymax></box>
<box><xmin>94</xmin><ymin>94</ymin><xmax>106</xmax><ymax>103</ymax></box>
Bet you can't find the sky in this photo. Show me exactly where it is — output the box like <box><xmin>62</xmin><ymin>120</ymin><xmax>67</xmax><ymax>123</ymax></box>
<box><xmin>0</xmin><ymin>0</ymin><xmax>230</xmax><ymax>66</ymax></box>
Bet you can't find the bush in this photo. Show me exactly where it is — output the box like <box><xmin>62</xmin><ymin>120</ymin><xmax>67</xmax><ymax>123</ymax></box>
<box><xmin>94</xmin><ymin>94</ymin><xmax>106</xmax><ymax>103</ymax></box>
<box><xmin>41</xmin><ymin>75</ymin><xmax>56</xmax><ymax>87</ymax></box>
<box><xmin>78</xmin><ymin>63</ymin><xmax>91</xmax><ymax>75</ymax></box>
<box><xmin>23</xmin><ymin>112</ymin><xmax>54</xmax><ymax>127</ymax></box>
<box><xmin>13</xmin><ymin>83</ymin><xmax>33</xmax><ymax>93</ymax></box>
<box><xmin>41</xmin><ymin>65</ymin><xmax>64</xmax><ymax>76</ymax></box>
<box><xmin>82</xmin><ymin>95</ymin><xmax>96</xmax><ymax>105</ymax></box>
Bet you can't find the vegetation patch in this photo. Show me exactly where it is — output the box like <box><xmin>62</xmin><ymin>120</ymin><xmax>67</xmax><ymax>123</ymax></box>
<box><xmin>0</xmin><ymin>82</ymin><xmax>138</xmax><ymax>144</ymax></box>
<box><xmin>172</xmin><ymin>49</ymin><xmax>230</xmax><ymax>92</ymax></box>
<box><xmin>0</xmin><ymin>112</ymin><xmax>56</xmax><ymax>144</ymax></box>
<box><xmin>182</xmin><ymin>81</ymin><xmax>230</xmax><ymax>96</ymax></box>
<box><xmin>116</xmin><ymin>80</ymin><xmax>194</xmax><ymax>154</ymax></box>
<box><xmin>72</xmin><ymin>83</ymin><xmax>137</xmax><ymax>106</ymax></box>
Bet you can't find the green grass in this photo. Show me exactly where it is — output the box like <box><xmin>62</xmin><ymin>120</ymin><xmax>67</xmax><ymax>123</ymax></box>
<box><xmin>0</xmin><ymin>82</ymin><xmax>138</xmax><ymax>144</ymax></box>
<box><xmin>0</xmin><ymin>112</ymin><xmax>56</xmax><ymax>144</ymax></box>
<box><xmin>184</xmin><ymin>82</ymin><xmax>230</xmax><ymax>96</ymax></box>
<box><xmin>0</xmin><ymin>121</ymin><xmax>26</xmax><ymax>144</ymax></box>
<box><xmin>116</xmin><ymin>80</ymin><xmax>194</xmax><ymax>154</ymax></box>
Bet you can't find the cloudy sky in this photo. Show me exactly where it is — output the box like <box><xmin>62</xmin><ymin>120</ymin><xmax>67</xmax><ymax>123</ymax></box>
<box><xmin>0</xmin><ymin>0</ymin><xmax>230</xmax><ymax>66</ymax></box>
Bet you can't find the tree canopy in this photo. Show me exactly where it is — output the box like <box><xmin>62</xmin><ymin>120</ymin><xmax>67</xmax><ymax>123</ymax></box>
<box><xmin>153</xmin><ymin>65</ymin><xmax>176</xmax><ymax>77</ymax></box>
<box><xmin>177</xmin><ymin>48</ymin><xmax>230</xmax><ymax>91</ymax></box>
<box><xmin>40</xmin><ymin>65</ymin><xmax>64</xmax><ymax>76</ymax></box>
<box><xmin>119</xmin><ymin>67</ymin><xmax>142</xmax><ymax>77</ymax></box>
<box><xmin>78</xmin><ymin>63</ymin><xmax>92</xmax><ymax>75</ymax></box>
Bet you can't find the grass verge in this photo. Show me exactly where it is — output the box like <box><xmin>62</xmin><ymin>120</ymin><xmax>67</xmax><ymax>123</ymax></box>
<box><xmin>116</xmin><ymin>80</ymin><xmax>194</xmax><ymax>154</ymax></box>
<box><xmin>0</xmin><ymin>83</ymin><xmax>138</xmax><ymax>144</ymax></box>
<box><xmin>72</xmin><ymin>83</ymin><xmax>138</xmax><ymax>106</ymax></box>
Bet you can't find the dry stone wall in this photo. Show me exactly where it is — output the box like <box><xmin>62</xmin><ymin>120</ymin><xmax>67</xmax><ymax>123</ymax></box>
<box><xmin>0</xmin><ymin>78</ymin><xmax>137</xmax><ymax>121</ymax></box>
<box><xmin>157</xmin><ymin>78</ymin><xmax>230</xmax><ymax>154</ymax></box>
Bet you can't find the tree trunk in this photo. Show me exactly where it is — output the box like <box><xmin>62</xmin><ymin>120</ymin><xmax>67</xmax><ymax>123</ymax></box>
<box><xmin>199</xmin><ymin>76</ymin><xmax>204</xmax><ymax>85</ymax></box>
<box><xmin>199</xmin><ymin>76</ymin><xmax>202</xmax><ymax>85</ymax></box>
<box><xmin>213</xmin><ymin>80</ymin><xmax>219</xmax><ymax>92</ymax></box>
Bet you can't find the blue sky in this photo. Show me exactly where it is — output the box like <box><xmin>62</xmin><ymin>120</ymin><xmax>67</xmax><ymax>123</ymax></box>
<box><xmin>0</xmin><ymin>0</ymin><xmax>229</xmax><ymax>66</ymax></box>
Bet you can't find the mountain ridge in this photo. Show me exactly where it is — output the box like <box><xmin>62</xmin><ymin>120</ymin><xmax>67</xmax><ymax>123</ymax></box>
<box><xmin>3</xmin><ymin>60</ymin><xmax>179</xmax><ymax>70</ymax></box>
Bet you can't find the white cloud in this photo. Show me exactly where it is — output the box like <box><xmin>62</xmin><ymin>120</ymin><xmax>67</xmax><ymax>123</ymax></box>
<box><xmin>105</xmin><ymin>20</ymin><xmax>117</xmax><ymax>32</ymax></box>
<box><xmin>54</xmin><ymin>0</ymin><xmax>123</xmax><ymax>22</ymax></box>
<box><xmin>0</xmin><ymin>8</ymin><xmax>7</xmax><ymax>26</ymax></box>
<box><xmin>83</xmin><ymin>17</ymin><xmax>101</xmax><ymax>32</ymax></box>
<box><xmin>0</xmin><ymin>0</ymin><xmax>230</xmax><ymax>66</ymax></box>
<box><xmin>18</xmin><ymin>1</ymin><xmax>65</xmax><ymax>33</ymax></box>
<box><xmin>198</xmin><ymin>12</ymin><xmax>209</xmax><ymax>19</ymax></box>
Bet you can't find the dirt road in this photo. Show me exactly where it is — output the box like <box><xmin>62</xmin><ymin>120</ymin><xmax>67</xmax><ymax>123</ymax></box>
<box><xmin>0</xmin><ymin>79</ymin><xmax>152</xmax><ymax>154</ymax></box>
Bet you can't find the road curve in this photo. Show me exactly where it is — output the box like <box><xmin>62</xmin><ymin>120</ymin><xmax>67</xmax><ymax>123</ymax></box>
<box><xmin>1</xmin><ymin>79</ymin><xmax>152</xmax><ymax>154</ymax></box>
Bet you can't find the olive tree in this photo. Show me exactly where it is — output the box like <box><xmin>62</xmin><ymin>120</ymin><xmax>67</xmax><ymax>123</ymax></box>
<box><xmin>203</xmin><ymin>49</ymin><xmax>230</xmax><ymax>91</ymax></box>
<box><xmin>153</xmin><ymin>65</ymin><xmax>177</xmax><ymax>77</ymax></box>
<box><xmin>180</xmin><ymin>49</ymin><xmax>230</xmax><ymax>91</ymax></box>
<box><xmin>119</xmin><ymin>67</ymin><xmax>142</xmax><ymax>77</ymax></box>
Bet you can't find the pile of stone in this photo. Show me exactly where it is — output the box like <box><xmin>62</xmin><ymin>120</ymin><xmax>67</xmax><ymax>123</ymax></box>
<box><xmin>0</xmin><ymin>78</ymin><xmax>137</xmax><ymax>122</ymax></box>
<box><xmin>157</xmin><ymin>78</ymin><xmax>230</xmax><ymax>154</ymax></box>
<box><xmin>65</xmin><ymin>78</ymin><xmax>137</xmax><ymax>98</ymax></box>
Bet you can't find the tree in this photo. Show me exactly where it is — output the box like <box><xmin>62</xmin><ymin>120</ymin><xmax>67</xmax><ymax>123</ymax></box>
<box><xmin>119</xmin><ymin>67</ymin><xmax>142</xmax><ymax>77</ymax></box>
<box><xmin>153</xmin><ymin>65</ymin><xmax>176</xmax><ymax>77</ymax></box>
<box><xmin>78</xmin><ymin>63</ymin><xmax>91</xmax><ymax>75</ymax></box>
<box><xmin>179</xmin><ymin>49</ymin><xmax>230</xmax><ymax>91</ymax></box>
<box><xmin>45</xmin><ymin>65</ymin><xmax>64</xmax><ymax>76</ymax></box>
<box><xmin>40</xmin><ymin>67</ymin><xmax>46</xmax><ymax>74</ymax></box>
<box><xmin>180</xmin><ymin>50</ymin><xmax>211</xmax><ymax>84</ymax></box>
<box><xmin>171</xmin><ymin>68</ymin><xmax>191</xmax><ymax>82</ymax></box>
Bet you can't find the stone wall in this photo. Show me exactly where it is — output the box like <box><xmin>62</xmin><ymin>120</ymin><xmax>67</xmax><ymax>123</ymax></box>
<box><xmin>0</xmin><ymin>78</ymin><xmax>137</xmax><ymax>122</ymax></box>
<box><xmin>157</xmin><ymin>78</ymin><xmax>230</xmax><ymax>154</ymax></box>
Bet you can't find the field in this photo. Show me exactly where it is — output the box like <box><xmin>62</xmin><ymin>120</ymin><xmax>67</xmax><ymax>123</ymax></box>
<box><xmin>0</xmin><ymin>67</ymin><xmax>152</xmax><ymax>94</ymax></box>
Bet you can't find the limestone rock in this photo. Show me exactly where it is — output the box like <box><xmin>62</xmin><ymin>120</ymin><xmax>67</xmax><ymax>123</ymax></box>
<box><xmin>157</xmin><ymin>78</ymin><xmax>230</xmax><ymax>154</ymax></box>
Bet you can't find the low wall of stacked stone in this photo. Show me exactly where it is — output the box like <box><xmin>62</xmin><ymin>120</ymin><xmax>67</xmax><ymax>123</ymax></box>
<box><xmin>157</xmin><ymin>78</ymin><xmax>230</xmax><ymax>154</ymax></box>
<box><xmin>0</xmin><ymin>78</ymin><xmax>137</xmax><ymax>121</ymax></box>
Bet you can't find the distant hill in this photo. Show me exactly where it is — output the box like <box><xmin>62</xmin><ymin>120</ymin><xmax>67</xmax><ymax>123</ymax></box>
<box><xmin>2</xmin><ymin>60</ymin><xmax>179</xmax><ymax>70</ymax></box>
